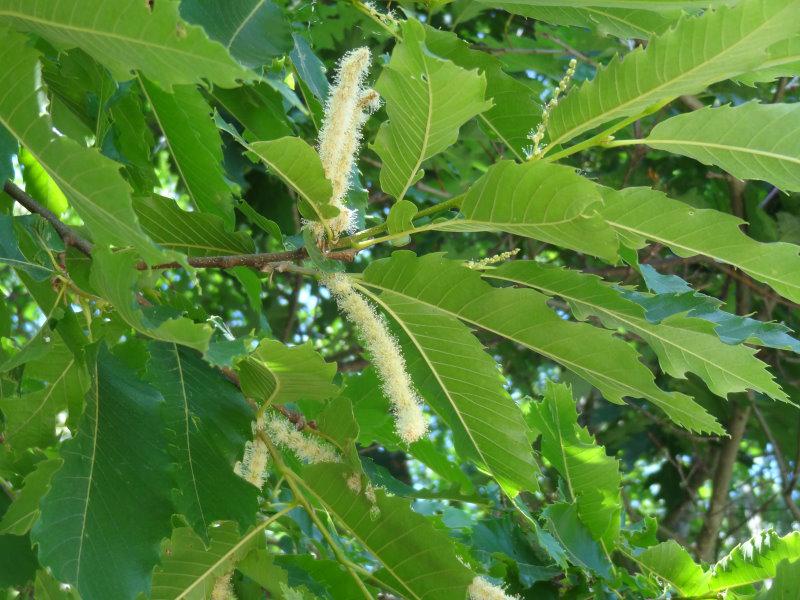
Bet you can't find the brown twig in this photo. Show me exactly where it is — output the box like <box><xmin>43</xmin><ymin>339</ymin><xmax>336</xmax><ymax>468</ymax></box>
<box><xmin>4</xmin><ymin>181</ymin><xmax>94</xmax><ymax>256</ymax></box>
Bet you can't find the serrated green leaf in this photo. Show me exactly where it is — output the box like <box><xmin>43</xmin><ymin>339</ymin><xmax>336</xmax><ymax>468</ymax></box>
<box><xmin>757</xmin><ymin>558</ymin><xmax>800</xmax><ymax>599</ymax></box>
<box><xmin>631</xmin><ymin>540</ymin><xmax>711</xmax><ymax>596</ymax></box>
<box><xmin>237</xmin><ymin>339</ymin><xmax>338</xmax><ymax>405</ymax></box>
<box><xmin>107</xmin><ymin>86</ymin><xmax>158</xmax><ymax>192</ymax></box>
<box><xmin>181</xmin><ymin>0</ymin><xmax>291</xmax><ymax>68</ymax></box>
<box><xmin>599</xmin><ymin>186</ymin><xmax>800</xmax><ymax>304</ymax></box>
<box><xmin>298</xmin><ymin>462</ymin><xmax>475</xmax><ymax>600</ymax></box>
<box><xmin>210</xmin><ymin>83</ymin><xmax>292</xmax><ymax>142</ymax></box>
<box><xmin>476</xmin><ymin>3</ymin><xmax>680</xmax><ymax>38</ymax></box>
<box><xmin>90</xmin><ymin>249</ymin><xmax>213</xmax><ymax>353</ymax></box>
<box><xmin>430</xmin><ymin>161</ymin><xmax>618</xmax><ymax>260</ymax></box>
<box><xmin>0</xmin><ymin>215</ymin><xmax>53</xmax><ymax>281</ymax></box>
<box><xmin>353</xmin><ymin>278</ymin><xmax>539</xmax><ymax>496</ymax></box>
<box><xmin>0</xmin><ymin>31</ymin><xmax>167</xmax><ymax>264</ymax></box>
<box><xmin>146</xmin><ymin>343</ymin><xmax>258</xmax><ymax>537</ymax></box>
<box><xmin>140</xmin><ymin>78</ymin><xmax>234</xmax><ymax>227</ymax></box>
<box><xmin>530</xmin><ymin>382</ymin><xmax>621</xmax><ymax>546</ymax></box>
<box><xmin>151</xmin><ymin>520</ymin><xmax>266</xmax><ymax>600</ymax></box>
<box><xmin>0</xmin><ymin>458</ymin><xmax>62</xmax><ymax>535</ymax></box>
<box><xmin>738</xmin><ymin>36</ymin><xmax>800</xmax><ymax>84</ymax></box>
<box><xmin>134</xmin><ymin>194</ymin><xmax>255</xmax><ymax>256</ymax></box>
<box><xmin>249</xmin><ymin>137</ymin><xmax>338</xmax><ymax>224</ymax></box>
<box><xmin>423</xmin><ymin>26</ymin><xmax>539</xmax><ymax>159</ymax></box>
<box><xmin>32</xmin><ymin>346</ymin><xmax>173</xmax><ymax>600</ymax></box>
<box><xmin>373</xmin><ymin>20</ymin><xmax>492</xmax><ymax>200</ymax></box>
<box><xmin>542</xmin><ymin>502</ymin><xmax>613</xmax><ymax>579</ymax></box>
<box><xmin>360</xmin><ymin>251</ymin><xmax>722</xmax><ymax>434</ymax></box>
<box><xmin>488</xmin><ymin>261</ymin><xmax>788</xmax><ymax>401</ymax></box>
<box><xmin>547</xmin><ymin>0</ymin><xmax>800</xmax><ymax>148</ymax></box>
<box><xmin>34</xmin><ymin>569</ymin><xmax>80</xmax><ymax>600</ymax></box>
<box><xmin>0</xmin><ymin>0</ymin><xmax>251</xmax><ymax>88</ymax></box>
<box><xmin>642</xmin><ymin>103</ymin><xmax>800</xmax><ymax>192</ymax></box>
<box><xmin>710</xmin><ymin>531</ymin><xmax>800</xmax><ymax>592</ymax></box>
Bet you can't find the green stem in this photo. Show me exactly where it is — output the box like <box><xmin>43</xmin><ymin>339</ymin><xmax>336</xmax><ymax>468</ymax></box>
<box><xmin>263</xmin><ymin>434</ymin><xmax>375</xmax><ymax>600</ymax></box>
<box><xmin>337</xmin><ymin>196</ymin><xmax>462</xmax><ymax>249</ymax></box>
<box><xmin>541</xmin><ymin>98</ymin><xmax>670</xmax><ymax>162</ymax></box>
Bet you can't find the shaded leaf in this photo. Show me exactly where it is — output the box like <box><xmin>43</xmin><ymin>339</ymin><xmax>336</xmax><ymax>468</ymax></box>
<box><xmin>0</xmin><ymin>458</ymin><xmax>62</xmax><ymax>535</ymax></box>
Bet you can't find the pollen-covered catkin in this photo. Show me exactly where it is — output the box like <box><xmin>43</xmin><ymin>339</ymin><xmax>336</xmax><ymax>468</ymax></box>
<box><xmin>234</xmin><ymin>437</ymin><xmax>269</xmax><ymax>489</ymax></box>
<box><xmin>324</xmin><ymin>273</ymin><xmax>427</xmax><ymax>444</ymax></box>
<box><xmin>265</xmin><ymin>413</ymin><xmax>340</xmax><ymax>464</ymax></box>
<box><xmin>317</xmin><ymin>48</ymin><xmax>381</xmax><ymax>238</ymax></box>
<box><xmin>468</xmin><ymin>576</ymin><xmax>520</xmax><ymax>600</ymax></box>
<box><xmin>211</xmin><ymin>571</ymin><xmax>235</xmax><ymax>600</ymax></box>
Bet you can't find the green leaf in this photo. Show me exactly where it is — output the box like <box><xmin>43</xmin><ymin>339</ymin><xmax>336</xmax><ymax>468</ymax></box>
<box><xmin>361</xmin><ymin>251</ymin><xmax>722</xmax><ymax>434</ymax></box>
<box><xmin>32</xmin><ymin>346</ymin><xmax>173</xmax><ymax>600</ymax></box>
<box><xmin>738</xmin><ymin>36</ymin><xmax>800</xmax><ymax>84</ymax></box>
<box><xmin>140</xmin><ymin>78</ymin><xmax>234</xmax><ymax>227</ymax></box>
<box><xmin>34</xmin><ymin>569</ymin><xmax>80</xmax><ymax>599</ymax></box>
<box><xmin>277</xmin><ymin>554</ymin><xmax>376</xmax><ymax>600</ymax></box>
<box><xmin>385</xmin><ymin>199</ymin><xmax>417</xmax><ymax>246</ymax></box>
<box><xmin>599</xmin><ymin>186</ymin><xmax>800</xmax><ymax>304</ymax></box>
<box><xmin>210</xmin><ymin>83</ymin><xmax>292</xmax><ymax>142</ymax></box>
<box><xmin>249</xmin><ymin>137</ymin><xmax>338</xmax><ymax>224</ymax></box>
<box><xmin>631</xmin><ymin>540</ymin><xmax>710</xmax><ymax>596</ymax></box>
<box><xmin>541</xmin><ymin>502</ymin><xmax>613</xmax><ymax>579</ymax></box>
<box><xmin>146</xmin><ymin>343</ymin><xmax>258</xmax><ymax>537</ymax></box>
<box><xmin>237</xmin><ymin>339</ymin><xmax>338</xmax><ymax>404</ymax></box>
<box><xmin>90</xmin><ymin>249</ymin><xmax>213</xmax><ymax>353</ymax></box>
<box><xmin>0</xmin><ymin>215</ymin><xmax>53</xmax><ymax>280</ymax></box>
<box><xmin>431</xmin><ymin>161</ymin><xmax>618</xmax><ymax>260</ymax></box>
<box><xmin>0</xmin><ymin>458</ymin><xmax>62</xmax><ymax>535</ymax></box>
<box><xmin>476</xmin><ymin>3</ymin><xmax>680</xmax><ymax>39</ymax></box>
<box><xmin>0</xmin><ymin>0</ymin><xmax>251</xmax><ymax>88</ymax></box>
<box><xmin>0</xmin><ymin>31</ymin><xmax>167</xmax><ymax>264</ymax></box>
<box><xmin>107</xmin><ymin>86</ymin><xmax>158</xmax><ymax>192</ymax></box>
<box><xmin>488</xmin><ymin>261</ymin><xmax>788</xmax><ymax>401</ymax></box>
<box><xmin>529</xmin><ymin>382</ymin><xmax>621</xmax><ymax>546</ymax></box>
<box><xmin>151</xmin><ymin>520</ymin><xmax>265</xmax><ymax>600</ymax></box>
<box><xmin>758</xmin><ymin>558</ymin><xmax>800</xmax><ymax>599</ymax></box>
<box><xmin>373</xmin><ymin>19</ymin><xmax>492</xmax><ymax>200</ymax></box>
<box><xmin>642</xmin><ymin>103</ymin><xmax>800</xmax><ymax>192</ymax></box>
<box><xmin>709</xmin><ymin>531</ymin><xmax>800</xmax><ymax>592</ymax></box>
<box><xmin>180</xmin><ymin>0</ymin><xmax>291</xmax><ymax>68</ymax></box>
<box><xmin>547</xmin><ymin>0</ymin><xmax>800</xmax><ymax>148</ymax></box>
<box><xmin>423</xmin><ymin>25</ymin><xmax>539</xmax><ymax>159</ymax></box>
<box><xmin>134</xmin><ymin>194</ymin><xmax>254</xmax><ymax>256</ymax></box>
<box><xmin>298</xmin><ymin>462</ymin><xmax>475</xmax><ymax>600</ymax></box>
<box><xmin>0</xmin><ymin>336</ymin><xmax>89</xmax><ymax>449</ymax></box>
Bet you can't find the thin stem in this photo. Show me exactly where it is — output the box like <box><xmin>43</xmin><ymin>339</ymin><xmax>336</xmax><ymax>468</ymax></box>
<box><xmin>541</xmin><ymin>99</ymin><xmax>669</xmax><ymax>162</ymax></box>
<box><xmin>263</xmin><ymin>434</ymin><xmax>374</xmax><ymax>600</ymax></box>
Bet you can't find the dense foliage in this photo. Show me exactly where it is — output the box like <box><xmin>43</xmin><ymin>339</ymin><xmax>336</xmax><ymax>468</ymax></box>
<box><xmin>1</xmin><ymin>0</ymin><xmax>800</xmax><ymax>598</ymax></box>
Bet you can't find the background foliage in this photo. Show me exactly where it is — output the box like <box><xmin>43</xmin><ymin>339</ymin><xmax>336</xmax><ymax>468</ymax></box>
<box><xmin>0</xmin><ymin>0</ymin><xmax>799</xmax><ymax>598</ymax></box>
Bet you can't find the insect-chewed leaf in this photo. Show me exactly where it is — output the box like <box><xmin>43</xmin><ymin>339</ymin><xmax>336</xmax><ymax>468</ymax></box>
<box><xmin>547</xmin><ymin>0</ymin><xmax>800</xmax><ymax>147</ymax></box>
<box><xmin>529</xmin><ymin>382</ymin><xmax>621</xmax><ymax>547</ymax></box>
<box><xmin>599</xmin><ymin>186</ymin><xmax>800</xmax><ymax>304</ymax></box>
<box><xmin>151</xmin><ymin>520</ymin><xmax>265</xmax><ymax>600</ymax></box>
<box><xmin>373</xmin><ymin>19</ymin><xmax>492</xmax><ymax>200</ymax></box>
<box><xmin>146</xmin><ymin>343</ymin><xmax>259</xmax><ymax>538</ymax></box>
<box><xmin>298</xmin><ymin>462</ymin><xmax>475</xmax><ymax>600</ymax></box>
<box><xmin>709</xmin><ymin>531</ymin><xmax>800</xmax><ymax>592</ymax></box>
<box><xmin>430</xmin><ymin>161</ymin><xmax>618</xmax><ymax>260</ymax></box>
<box><xmin>0</xmin><ymin>0</ymin><xmax>251</xmax><ymax>88</ymax></box>
<box><xmin>237</xmin><ymin>339</ymin><xmax>339</xmax><ymax>405</ymax></box>
<box><xmin>139</xmin><ymin>79</ymin><xmax>235</xmax><ymax>227</ymax></box>
<box><xmin>488</xmin><ymin>261</ymin><xmax>788</xmax><ymax>402</ymax></box>
<box><xmin>90</xmin><ymin>249</ymin><xmax>213</xmax><ymax>353</ymax></box>
<box><xmin>361</xmin><ymin>251</ymin><xmax>723</xmax><ymax>434</ymax></box>
<box><xmin>31</xmin><ymin>347</ymin><xmax>173</xmax><ymax>600</ymax></box>
<box><xmin>0</xmin><ymin>31</ymin><xmax>168</xmax><ymax>265</ymax></box>
<box><xmin>642</xmin><ymin>103</ymin><xmax>800</xmax><ymax>192</ymax></box>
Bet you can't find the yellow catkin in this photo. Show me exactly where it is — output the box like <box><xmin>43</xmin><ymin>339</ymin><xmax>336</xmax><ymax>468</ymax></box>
<box><xmin>265</xmin><ymin>413</ymin><xmax>340</xmax><ymax>464</ymax></box>
<box><xmin>233</xmin><ymin>437</ymin><xmax>269</xmax><ymax>489</ymax></box>
<box><xmin>211</xmin><ymin>571</ymin><xmax>235</xmax><ymax>600</ymax></box>
<box><xmin>324</xmin><ymin>273</ymin><xmax>427</xmax><ymax>444</ymax></box>
<box><xmin>465</xmin><ymin>248</ymin><xmax>520</xmax><ymax>269</ymax></box>
<box><xmin>317</xmin><ymin>48</ymin><xmax>381</xmax><ymax>238</ymax></box>
<box><xmin>468</xmin><ymin>576</ymin><xmax>519</xmax><ymax>600</ymax></box>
